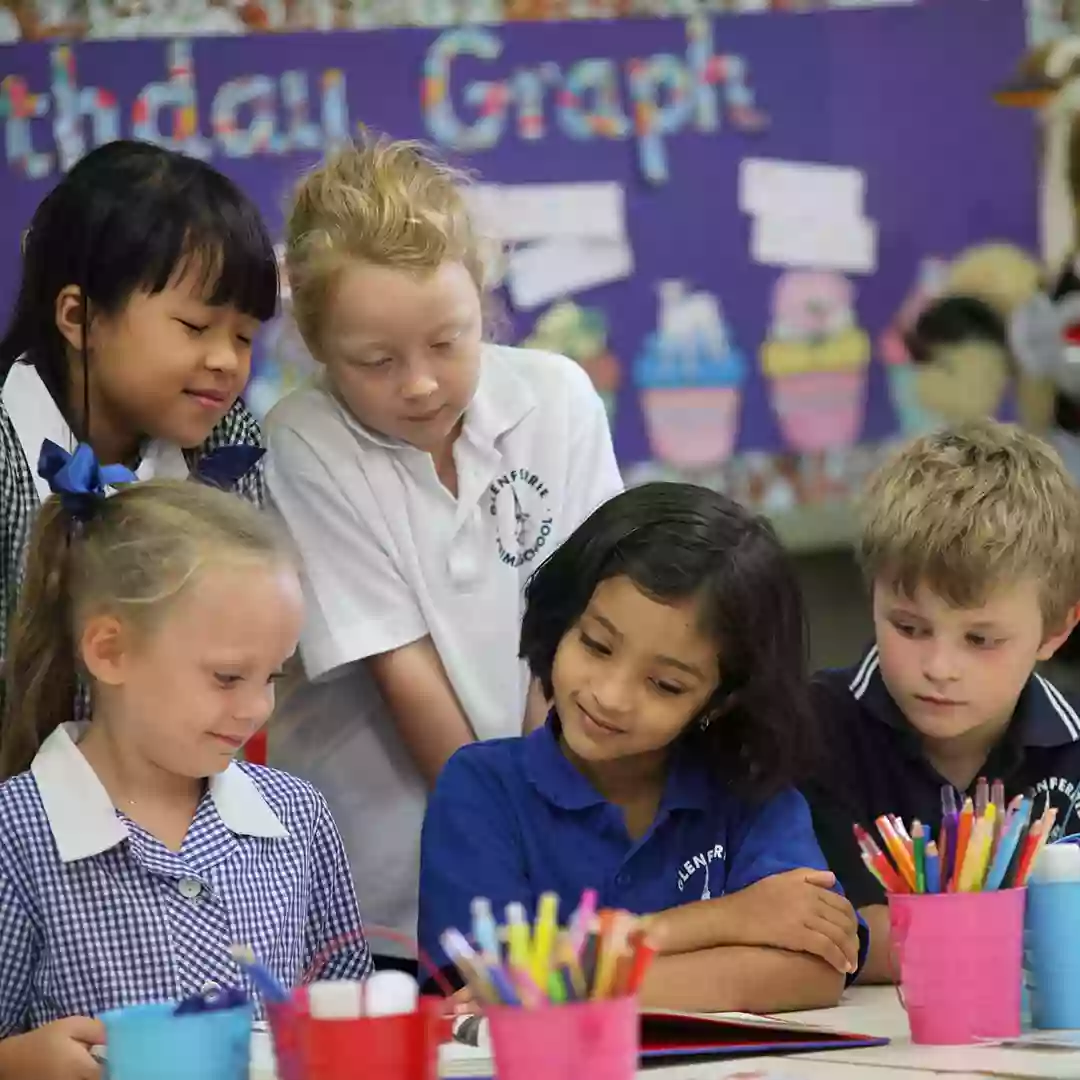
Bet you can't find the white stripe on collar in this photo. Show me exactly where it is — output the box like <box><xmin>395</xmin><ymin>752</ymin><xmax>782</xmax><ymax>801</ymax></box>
<box><xmin>2</xmin><ymin>362</ymin><xmax>190</xmax><ymax>500</ymax></box>
<box><xmin>30</xmin><ymin>723</ymin><xmax>288</xmax><ymax>863</ymax></box>
<box><xmin>849</xmin><ymin>645</ymin><xmax>880</xmax><ymax>699</ymax></box>
<box><xmin>1034</xmin><ymin>673</ymin><xmax>1080</xmax><ymax>742</ymax></box>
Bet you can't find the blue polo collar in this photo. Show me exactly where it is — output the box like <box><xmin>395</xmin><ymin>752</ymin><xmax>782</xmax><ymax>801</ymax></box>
<box><xmin>523</xmin><ymin>712</ymin><xmax>712</xmax><ymax>813</ymax></box>
<box><xmin>847</xmin><ymin>645</ymin><xmax>1080</xmax><ymax>750</ymax></box>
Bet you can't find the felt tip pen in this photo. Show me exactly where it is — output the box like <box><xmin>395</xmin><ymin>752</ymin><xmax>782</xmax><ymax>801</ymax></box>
<box><xmin>557</xmin><ymin>933</ymin><xmax>588</xmax><ymax>1000</ymax></box>
<box><xmin>988</xmin><ymin>797</ymin><xmax>1031</xmax><ymax>890</ymax></box>
<box><xmin>570</xmin><ymin>888</ymin><xmax>598</xmax><ymax>954</ymax></box>
<box><xmin>505</xmin><ymin>902</ymin><xmax>532</xmax><ymax>972</ymax></box>
<box><xmin>531</xmin><ymin>892</ymin><xmax>560</xmax><ymax>986</ymax></box>
<box><xmin>950</xmin><ymin>797</ymin><xmax>975</xmax><ymax>892</ymax></box>
<box><xmin>622</xmin><ymin>929</ymin><xmax>659</xmax><ymax>995</ymax></box>
<box><xmin>912</xmin><ymin>821</ymin><xmax>926</xmax><ymax>893</ymax></box>
<box><xmin>471</xmin><ymin>898</ymin><xmax>502</xmax><ymax>960</ymax></box>
<box><xmin>440</xmin><ymin>929</ymin><xmax>506</xmax><ymax>1006</ymax></box>
<box><xmin>924</xmin><ymin>840</ymin><xmax>941</xmax><ymax>894</ymax></box>
<box><xmin>875</xmin><ymin>815</ymin><xmax>917</xmax><ymax>890</ymax></box>
<box><xmin>229</xmin><ymin>944</ymin><xmax>290</xmax><ymax>1004</ymax></box>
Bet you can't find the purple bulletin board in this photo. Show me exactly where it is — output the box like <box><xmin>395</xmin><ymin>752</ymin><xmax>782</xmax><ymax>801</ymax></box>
<box><xmin>0</xmin><ymin>0</ymin><xmax>1036</xmax><ymax>480</ymax></box>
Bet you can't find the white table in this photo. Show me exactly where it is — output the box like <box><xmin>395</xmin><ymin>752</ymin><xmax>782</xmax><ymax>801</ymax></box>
<box><xmin>250</xmin><ymin>986</ymin><xmax>1080</xmax><ymax>1079</ymax></box>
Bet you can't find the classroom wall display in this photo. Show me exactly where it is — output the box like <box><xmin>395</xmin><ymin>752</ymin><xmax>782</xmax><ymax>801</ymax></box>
<box><xmin>0</xmin><ymin>0</ymin><xmax>925</xmax><ymax>44</ymax></box>
<box><xmin>521</xmin><ymin>300</ymin><xmax>621</xmax><ymax>419</ymax></box>
<box><xmin>0</xmin><ymin>0</ymin><xmax>1036</xmax><ymax>517</ymax></box>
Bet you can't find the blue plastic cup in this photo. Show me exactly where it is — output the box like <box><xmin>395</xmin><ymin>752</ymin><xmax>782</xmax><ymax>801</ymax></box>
<box><xmin>101</xmin><ymin>1000</ymin><xmax>253</xmax><ymax>1080</ymax></box>
<box><xmin>1026</xmin><ymin>880</ymin><xmax>1080</xmax><ymax>1029</ymax></box>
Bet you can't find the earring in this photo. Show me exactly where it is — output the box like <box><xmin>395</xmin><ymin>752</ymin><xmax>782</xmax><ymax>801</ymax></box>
<box><xmin>699</xmin><ymin>713</ymin><xmax>714</xmax><ymax>731</ymax></box>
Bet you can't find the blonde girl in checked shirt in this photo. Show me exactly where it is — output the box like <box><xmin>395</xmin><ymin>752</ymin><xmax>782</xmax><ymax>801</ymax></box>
<box><xmin>0</xmin><ymin>450</ymin><xmax>369</xmax><ymax>1080</ymax></box>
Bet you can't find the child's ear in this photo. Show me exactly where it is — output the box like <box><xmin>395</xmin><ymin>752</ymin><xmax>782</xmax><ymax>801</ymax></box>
<box><xmin>80</xmin><ymin>614</ymin><xmax>131</xmax><ymax>686</ymax></box>
<box><xmin>54</xmin><ymin>285</ymin><xmax>88</xmax><ymax>353</ymax></box>
<box><xmin>1037</xmin><ymin>603</ymin><xmax>1080</xmax><ymax>661</ymax></box>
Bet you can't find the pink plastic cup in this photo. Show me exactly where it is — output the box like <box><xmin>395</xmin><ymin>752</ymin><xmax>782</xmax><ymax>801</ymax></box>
<box><xmin>486</xmin><ymin>996</ymin><xmax>637</xmax><ymax>1080</ymax></box>
<box><xmin>889</xmin><ymin>889</ymin><xmax>1026</xmax><ymax>1044</ymax></box>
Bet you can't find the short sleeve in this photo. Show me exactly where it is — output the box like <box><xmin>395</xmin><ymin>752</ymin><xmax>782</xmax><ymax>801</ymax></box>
<box><xmin>418</xmin><ymin>748</ymin><xmax>530</xmax><ymax>975</ymax></box>
<box><xmin>265</xmin><ymin>421</ymin><xmax>427</xmax><ymax>679</ymax></box>
<box><xmin>303</xmin><ymin>792</ymin><xmax>372</xmax><ymax>982</ymax></box>
<box><xmin>0</xmin><ymin>867</ymin><xmax>39</xmax><ymax>1037</ymax></box>
<box><xmin>561</xmin><ymin>363</ymin><xmax>623</xmax><ymax>530</ymax></box>
<box><xmin>724</xmin><ymin>787</ymin><xmax>833</xmax><ymax>892</ymax></box>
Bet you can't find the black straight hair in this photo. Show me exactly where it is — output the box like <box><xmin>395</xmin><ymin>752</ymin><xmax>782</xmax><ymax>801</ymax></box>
<box><xmin>0</xmin><ymin>139</ymin><xmax>278</xmax><ymax>433</ymax></box>
<box><xmin>520</xmin><ymin>482</ymin><xmax>816</xmax><ymax>800</ymax></box>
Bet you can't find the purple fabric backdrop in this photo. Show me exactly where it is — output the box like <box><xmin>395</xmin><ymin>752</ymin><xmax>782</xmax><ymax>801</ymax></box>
<box><xmin>0</xmin><ymin>0</ymin><xmax>1034</xmax><ymax>464</ymax></box>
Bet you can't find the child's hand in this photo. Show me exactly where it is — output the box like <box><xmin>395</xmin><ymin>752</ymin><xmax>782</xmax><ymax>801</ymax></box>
<box><xmin>726</xmin><ymin>869</ymin><xmax>860</xmax><ymax>974</ymax></box>
<box><xmin>0</xmin><ymin>1016</ymin><xmax>105</xmax><ymax>1080</ymax></box>
<box><xmin>450</xmin><ymin>985</ymin><xmax>476</xmax><ymax>1014</ymax></box>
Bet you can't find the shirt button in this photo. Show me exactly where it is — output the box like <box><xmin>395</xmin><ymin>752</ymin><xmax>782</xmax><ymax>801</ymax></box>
<box><xmin>615</xmin><ymin>872</ymin><xmax>630</xmax><ymax>886</ymax></box>
<box><xmin>178</xmin><ymin>878</ymin><xmax>203</xmax><ymax>900</ymax></box>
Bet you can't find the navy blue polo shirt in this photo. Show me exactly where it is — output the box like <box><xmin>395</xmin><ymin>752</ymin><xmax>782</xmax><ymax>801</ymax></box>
<box><xmin>804</xmin><ymin>645</ymin><xmax>1080</xmax><ymax>910</ymax></box>
<box><xmin>419</xmin><ymin>716</ymin><xmax>866</xmax><ymax>977</ymax></box>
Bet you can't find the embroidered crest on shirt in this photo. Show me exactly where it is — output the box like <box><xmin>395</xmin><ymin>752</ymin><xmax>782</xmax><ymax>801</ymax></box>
<box><xmin>488</xmin><ymin>469</ymin><xmax>554</xmax><ymax>569</ymax></box>
<box><xmin>1033</xmin><ymin>777</ymin><xmax>1080</xmax><ymax>841</ymax></box>
<box><xmin>677</xmin><ymin>843</ymin><xmax>725</xmax><ymax>898</ymax></box>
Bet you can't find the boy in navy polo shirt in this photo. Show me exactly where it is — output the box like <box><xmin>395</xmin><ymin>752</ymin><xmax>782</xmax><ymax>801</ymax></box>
<box><xmin>420</xmin><ymin>483</ymin><xmax>865</xmax><ymax>1013</ymax></box>
<box><xmin>805</xmin><ymin>420</ymin><xmax>1080</xmax><ymax>984</ymax></box>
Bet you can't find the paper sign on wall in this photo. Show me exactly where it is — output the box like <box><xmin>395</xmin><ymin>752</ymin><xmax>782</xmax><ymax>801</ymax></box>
<box><xmin>464</xmin><ymin>181</ymin><xmax>633</xmax><ymax>310</ymax></box>
<box><xmin>506</xmin><ymin>238</ymin><xmax>634</xmax><ymax>311</ymax></box>
<box><xmin>740</xmin><ymin>158</ymin><xmax>877</xmax><ymax>275</ymax></box>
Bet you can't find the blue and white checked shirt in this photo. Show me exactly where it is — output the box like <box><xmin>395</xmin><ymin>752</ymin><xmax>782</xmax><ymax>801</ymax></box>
<box><xmin>0</xmin><ymin>724</ymin><xmax>371</xmax><ymax>1035</ymax></box>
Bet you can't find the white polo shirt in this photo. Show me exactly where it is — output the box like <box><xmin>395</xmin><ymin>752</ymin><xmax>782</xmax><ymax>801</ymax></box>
<box><xmin>264</xmin><ymin>343</ymin><xmax>623</xmax><ymax>948</ymax></box>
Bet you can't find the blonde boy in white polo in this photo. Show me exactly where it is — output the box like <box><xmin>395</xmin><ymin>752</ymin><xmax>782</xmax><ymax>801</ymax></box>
<box><xmin>264</xmin><ymin>135</ymin><xmax>623</xmax><ymax>965</ymax></box>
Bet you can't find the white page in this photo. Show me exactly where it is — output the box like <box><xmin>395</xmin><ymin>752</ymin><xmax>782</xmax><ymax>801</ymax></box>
<box><xmin>464</xmin><ymin>182</ymin><xmax>626</xmax><ymax>244</ymax></box>
<box><xmin>740</xmin><ymin>158</ymin><xmax>866</xmax><ymax>221</ymax></box>
<box><xmin>507</xmin><ymin>237</ymin><xmax>633</xmax><ymax>310</ymax></box>
<box><xmin>751</xmin><ymin>213</ymin><xmax>877</xmax><ymax>275</ymax></box>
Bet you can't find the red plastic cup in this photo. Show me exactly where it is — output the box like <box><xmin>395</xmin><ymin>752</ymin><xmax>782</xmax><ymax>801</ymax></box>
<box><xmin>486</xmin><ymin>996</ymin><xmax>637</xmax><ymax>1080</ymax></box>
<box><xmin>889</xmin><ymin>889</ymin><xmax>1026</xmax><ymax>1044</ymax></box>
<box><xmin>267</xmin><ymin>990</ymin><xmax>446</xmax><ymax>1080</ymax></box>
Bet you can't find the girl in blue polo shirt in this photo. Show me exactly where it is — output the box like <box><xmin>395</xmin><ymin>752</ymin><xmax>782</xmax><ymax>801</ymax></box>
<box><xmin>419</xmin><ymin>482</ymin><xmax>862</xmax><ymax>1013</ymax></box>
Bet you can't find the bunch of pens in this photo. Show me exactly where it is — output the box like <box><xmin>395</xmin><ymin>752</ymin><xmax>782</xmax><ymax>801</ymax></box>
<box><xmin>439</xmin><ymin>890</ymin><xmax>658</xmax><ymax>1008</ymax></box>
<box><xmin>854</xmin><ymin>778</ymin><xmax>1057</xmax><ymax>894</ymax></box>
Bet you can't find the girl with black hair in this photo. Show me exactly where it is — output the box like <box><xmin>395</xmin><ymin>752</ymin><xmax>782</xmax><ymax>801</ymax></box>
<box><xmin>419</xmin><ymin>483</ymin><xmax>863</xmax><ymax>1012</ymax></box>
<box><xmin>0</xmin><ymin>139</ymin><xmax>279</xmax><ymax>675</ymax></box>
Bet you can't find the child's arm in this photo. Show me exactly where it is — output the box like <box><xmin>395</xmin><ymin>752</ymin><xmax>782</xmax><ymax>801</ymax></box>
<box><xmin>638</xmin><ymin>946</ymin><xmax>844</xmax><ymax>1014</ymax></box>
<box><xmin>266</xmin><ymin>426</ymin><xmax>476</xmax><ymax>789</ymax></box>
<box><xmin>642</xmin><ymin>788</ymin><xmax>863</xmax><ymax>1010</ymax></box>
<box><xmin>854</xmin><ymin>904</ymin><xmax>892</xmax><ymax>984</ymax></box>
<box><xmin>302</xmin><ymin>789</ymin><xmax>373</xmax><ymax>982</ymax></box>
<box><xmin>804</xmin><ymin>788</ymin><xmax>891</xmax><ymax>984</ymax></box>
<box><xmin>366</xmin><ymin>639</ymin><xmax>477</xmax><ymax>789</ymax></box>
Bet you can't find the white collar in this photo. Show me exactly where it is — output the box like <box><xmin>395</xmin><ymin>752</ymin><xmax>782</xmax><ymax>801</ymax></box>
<box><xmin>320</xmin><ymin>344</ymin><xmax>537</xmax><ymax>453</ymax></box>
<box><xmin>30</xmin><ymin>723</ymin><xmax>289</xmax><ymax>863</ymax></box>
<box><xmin>2</xmin><ymin>361</ymin><xmax>190</xmax><ymax>501</ymax></box>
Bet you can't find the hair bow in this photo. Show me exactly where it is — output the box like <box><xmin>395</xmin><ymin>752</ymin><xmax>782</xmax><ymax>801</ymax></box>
<box><xmin>192</xmin><ymin>444</ymin><xmax>266</xmax><ymax>491</ymax></box>
<box><xmin>37</xmin><ymin>440</ymin><xmax>138</xmax><ymax>521</ymax></box>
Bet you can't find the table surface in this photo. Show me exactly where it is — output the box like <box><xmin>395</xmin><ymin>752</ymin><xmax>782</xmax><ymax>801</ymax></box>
<box><xmin>249</xmin><ymin>986</ymin><xmax>1080</xmax><ymax>1080</ymax></box>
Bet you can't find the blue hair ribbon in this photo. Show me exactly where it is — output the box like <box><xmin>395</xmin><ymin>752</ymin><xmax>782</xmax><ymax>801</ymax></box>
<box><xmin>37</xmin><ymin>440</ymin><xmax>138</xmax><ymax>522</ymax></box>
<box><xmin>192</xmin><ymin>444</ymin><xmax>265</xmax><ymax>491</ymax></box>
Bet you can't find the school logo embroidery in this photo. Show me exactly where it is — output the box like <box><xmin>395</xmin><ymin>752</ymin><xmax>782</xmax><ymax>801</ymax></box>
<box><xmin>1032</xmin><ymin>776</ymin><xmax>1080</xmax><ymax>840</ymax></box>
<box><xmin>488</xmin><ymin>469</ymin><xmax>555</xmax><ymax>568</ymax></box>
<box><xmin>677</xmin><ymin>844</ymin><xmax>725</xmax><ymax>899</ymax></box>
